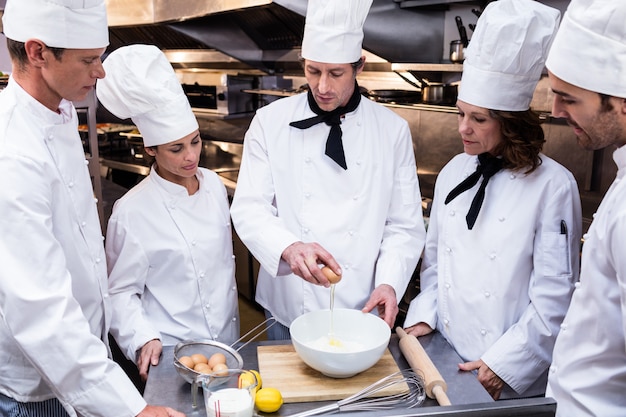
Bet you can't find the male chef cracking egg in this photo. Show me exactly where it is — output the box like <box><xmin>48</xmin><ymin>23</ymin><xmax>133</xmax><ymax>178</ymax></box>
<box><xmin>230</xmin><ymin>0</ymin><xmax>426</xmax><ymax>340</ymax></box>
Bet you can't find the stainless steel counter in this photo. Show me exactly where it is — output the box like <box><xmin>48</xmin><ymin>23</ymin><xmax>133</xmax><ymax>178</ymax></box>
<box><xmin>143</xmin><ymin>332</ymin><xmax>556</xmax><ymax>417</ymax></box>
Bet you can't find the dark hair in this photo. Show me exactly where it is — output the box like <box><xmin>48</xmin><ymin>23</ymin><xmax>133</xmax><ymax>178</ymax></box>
<box><xmin>489</xmin><ymin>109</ymin><xmax>545</xmax><ymax>174</ymax></box>
<box><xmin>6</xmin><ymin>38</ymin><xmax>64</xmax><ymax>69</ymax></box>
<box><xmin>142</xmin><ymin>146</ymin><xmax>157</xmax><ymax>166</ymax></box>
<box><xmin>599</xmin><ymin>93</ymin><xmax>614</xmax><ymax>112</ymax></box>
<box><xmin>350</xmin><ymin>57</ymin><xmax>365</xmax><ymax>73</ymax></box>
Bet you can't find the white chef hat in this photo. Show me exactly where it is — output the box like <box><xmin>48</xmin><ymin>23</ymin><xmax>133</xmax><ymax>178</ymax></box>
<box><xmin>2</xmin><ymin>0</ymin><xmax>108</xmax><ymax>49</ymax></box>
<box><xmin>458</xmin><ymin>0</ymin><xmax>561</xmax><ymax>111</ymax></box>
<box><xmin>96</xmin><ymin>44</ymin><xmax>199</xmax><ymax>148</ymax></box>
<box><xmin>301</xmin><ymin>0</ymin><xmax>373</xmax><ymax>64</ymax></box>
<box><xmin>546</xmin><ymin>0</ymin><xmax>626</xmax><ymax>99</ymax></box>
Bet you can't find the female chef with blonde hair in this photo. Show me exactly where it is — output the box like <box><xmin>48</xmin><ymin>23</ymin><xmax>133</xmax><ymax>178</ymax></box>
<box><xmin>96</xmin><ymin>44</ymin><xmax>239</xmax><ymax>381</ymax></box>
<box><xmin>403</xmin><ymin>0</ymin><xmax>582</xmax><ymax>401</ymax></box>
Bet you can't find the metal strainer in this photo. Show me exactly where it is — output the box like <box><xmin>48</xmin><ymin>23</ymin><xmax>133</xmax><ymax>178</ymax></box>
<box><xmin>173</xmin><ymin>317</ymin><xmax>276</xmax><ymax>384</ymax></box>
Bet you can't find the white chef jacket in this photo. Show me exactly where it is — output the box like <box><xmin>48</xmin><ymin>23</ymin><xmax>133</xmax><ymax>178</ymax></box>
<box><xmin>106</xmin><ymin>166</ymin><xmax>239</xmax><ymax>361</ymax></box>
<box><xmin>546</xmin><ymin>145</ymin><xmax>626</xmax><ymax>416</ymax></box>
<box><xmin>0</xmin><ymin>79</ymin><xmax>146</xmax><ymax>416</ymax></box>
<box><xmin>404</xmin><ymin>152</ymin><xmax>582</xmax><ymax>399</ymax></box>
<box><xmin>230</xmin><ymin>92</ymin><xmax>425</xmax><ymax>327</ymax></box>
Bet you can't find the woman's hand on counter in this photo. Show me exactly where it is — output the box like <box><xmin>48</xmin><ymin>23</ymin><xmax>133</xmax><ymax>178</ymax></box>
<box><xmin>404</xmin><ymin>322</ymin><xmax>434</xmax><ymax>337</ymax></box>
<box><xmin>458</xmin><ymin>359</ymin><xmax>504</xmax><ymax>400</ymax></box>
<box><xmin>138</xmin><ymin>339</ymin><xmax>163</xmax><ymax>382</ymax></box>
<box><xmin>137</xmin><ymin>405</ymin><xmax>185</xmax><ymax>417</ymax></box>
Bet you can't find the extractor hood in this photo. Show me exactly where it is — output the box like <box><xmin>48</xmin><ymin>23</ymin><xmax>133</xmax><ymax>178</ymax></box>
<box><xmin>105</xmin><ymin>0</ymin><xmax>445</xmax><ymax>74</ymax></box>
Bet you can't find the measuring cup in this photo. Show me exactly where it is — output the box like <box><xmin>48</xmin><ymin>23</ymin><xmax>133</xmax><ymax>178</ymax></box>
<box><xmin>193</xmin><ymin>369</ymin><xmax>258</xmax><ymax>417</ymax></box>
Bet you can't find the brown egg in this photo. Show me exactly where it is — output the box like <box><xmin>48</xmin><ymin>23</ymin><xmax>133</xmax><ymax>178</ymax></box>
<box><xmin>211</xmin><ymin>362</ymin><xmax>229</xmax><ymax>376</ymax></box>
<box><xmin>194</xmin><ymin>362</ymin><xmax>212</xmax><ymax>374</ymax></box>
<box><xmin>178</xmin><ymin>355</ymin><xmax>195</xmax><ymax>370</ymax></box>
<box><xmin>208</xmin><ymin>352</ymin><xmax>227</xmax><ymax>369</ymax></box>
<box><xmin>321</xmin><ymin>266</ymin><xmax>342</xmax><ymax>284</ymax></box>
<box><xmin>190</xmin><ymin>353</ymin><xmax>209</xmax><ymax>365</ymax></box>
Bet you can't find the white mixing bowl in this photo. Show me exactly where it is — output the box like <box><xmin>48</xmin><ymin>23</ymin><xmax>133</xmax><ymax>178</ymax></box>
<box><xmin>290</xmin><ymin>308</ymin><xmax>391</xmax><ymax>378</ymax></box>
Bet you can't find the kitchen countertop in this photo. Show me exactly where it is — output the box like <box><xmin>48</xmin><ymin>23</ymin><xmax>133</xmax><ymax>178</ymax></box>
<box><xmin>143</xmin><ymin>332</ymin><xmax>556</xmax><ymax>417</ymax></box>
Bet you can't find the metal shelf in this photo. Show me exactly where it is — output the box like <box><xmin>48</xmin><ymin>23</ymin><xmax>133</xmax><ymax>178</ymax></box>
<box><xmin>241</xmin><ymin>88</ymin><xmax>296</xmax><ymax>98</ymax></box>
<box><xmin>392</xmin><ymin>63</ymin><xmax>463</xmax><ymax>72</ymax></box>
<box><xmin>395</xmin><ymin>0</ymin><xmax>479</xmax><ymax>8</ymax></box>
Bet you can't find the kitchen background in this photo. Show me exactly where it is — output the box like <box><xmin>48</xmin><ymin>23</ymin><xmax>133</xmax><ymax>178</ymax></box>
<box><xmin>0</xmin><ymin>0</ymin><xmax>606</xmax><ymax>353</ymax></box>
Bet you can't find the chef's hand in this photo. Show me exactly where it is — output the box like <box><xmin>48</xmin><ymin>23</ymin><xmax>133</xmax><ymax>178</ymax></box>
<box><xmin>281</xmin><ymin>241</ymin><xmax>341</xmax><ymax>287</ymax></box>
<box><xmin>362</xmin><ymin>284</ymin><xmax>398</xmax><ymax>327</ymax></box>
<box><xmin>458</xmin><ymin>359</ymin><xmax>504</xmax><ymax>400</ymax></box>
<box><xmin>137</xmin><ymin>405</ymin><xmax>185</xmax><ymax>417</ymax></box>
<box><xmin>404</xmin><ymin>322</ymin><xmax>434</xmax><ymax>337</ymax></box>
<box><xmin>137</xmin><ymin>339</ymin><xmax>162</xmax><ymax>382</ymax></box>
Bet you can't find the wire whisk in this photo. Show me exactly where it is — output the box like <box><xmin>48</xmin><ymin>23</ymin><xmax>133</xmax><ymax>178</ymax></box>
<box><xmin>284</xmin><ymin>370</ymin><xmax>426</xmax><ymax>417</ymax></box>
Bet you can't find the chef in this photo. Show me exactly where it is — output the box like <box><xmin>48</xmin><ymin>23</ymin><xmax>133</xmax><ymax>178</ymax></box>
<box><xmin>230</xmin><ymin>0</ymin><xmax>425</xmax><ymax>339</ymax></box>
<box><xmin>403</xmin><ymin>0</ymin><xmax>582</xmax><ymax>400</ymax></box>
<box><xmin>0</xmin><ymin>1</ymin><xmax>182</xmax><ymax>416</ymax></box>
<box><xmin>96</xmin><ymin>44</ymin><xmax>239</xmax><ymax>381</ymax></box>
<box><xmin>544</xmin><ymin>1</ymin><xmax>626</xmax><ymax>415</ymax></box>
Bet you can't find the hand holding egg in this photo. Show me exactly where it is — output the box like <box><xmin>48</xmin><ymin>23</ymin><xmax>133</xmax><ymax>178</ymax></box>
<box><xmin>321</xmin><ymin>266</ymin><xmax>342</xmax><ymax>284</ymax></box>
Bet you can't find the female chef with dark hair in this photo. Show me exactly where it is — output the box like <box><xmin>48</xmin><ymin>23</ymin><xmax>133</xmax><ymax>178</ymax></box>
<box><xmin>96</xmin><ymin>44</ymin><xmax>239</xmax><ymax>381</ymax></box>
<box><xmin>403</xmin><ymin>0</ymin><xmax>582</xmax><ymax>401</ymax></box>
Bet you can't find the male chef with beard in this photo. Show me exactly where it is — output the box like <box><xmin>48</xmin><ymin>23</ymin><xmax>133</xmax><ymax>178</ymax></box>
<box><xmin>231</xmin><ymin>0</ymin><xmax>425</xmax><ymax>340</ymax></box>
<box><xmin>544</xmin><ymin>0</ymin><xmax>626</xmax><ymax>415</ymax></box>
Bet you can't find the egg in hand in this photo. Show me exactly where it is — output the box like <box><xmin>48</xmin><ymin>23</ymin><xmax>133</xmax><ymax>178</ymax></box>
<box><xmin>321</xmin><ymin>266</ymin><xmax>342</xmax><ymax>284</ymax></box>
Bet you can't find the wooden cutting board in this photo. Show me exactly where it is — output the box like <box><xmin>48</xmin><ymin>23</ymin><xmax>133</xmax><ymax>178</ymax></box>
<box><xmin>257</xmin><ymin>344</ymin><xmax>407</xmax><ymax>403</ymax></box>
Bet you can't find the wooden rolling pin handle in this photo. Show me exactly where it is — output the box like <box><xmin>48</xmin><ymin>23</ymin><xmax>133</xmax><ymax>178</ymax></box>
<box><xmin>396</xmin><ymin>327</ymin><xmax>451</xmax><ymax>406</ymax></box>
<box><xmin>432</xmin><ymin>384</ymin><xmax>452</xmax><ymax>406</ymax></box>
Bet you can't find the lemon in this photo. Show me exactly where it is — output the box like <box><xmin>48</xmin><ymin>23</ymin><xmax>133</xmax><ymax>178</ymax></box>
<box><xmin>250</xmin><ymin>370</ymin><xmax>262</xmax><ymax>389</ymax></box>
<box><xmin>255</xmin><ymin>387</ymin><xmax>283</xmax><ymax>413</ymax></box>
<box><xmin>238</xmin><ymin>371</ymin><xmax>258</xmax><ymax>392</ymax></box>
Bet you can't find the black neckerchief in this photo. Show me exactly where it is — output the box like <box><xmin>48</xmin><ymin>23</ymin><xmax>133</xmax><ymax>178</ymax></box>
<box><xmin>445</xmin><ymin>152</ymin><xmax>503</xmax><ymax>230</ymax></box>
<box><xmin>289</xmin><ymin>81</ymin><xmax>362</xmax><ymax>170</ymax></box>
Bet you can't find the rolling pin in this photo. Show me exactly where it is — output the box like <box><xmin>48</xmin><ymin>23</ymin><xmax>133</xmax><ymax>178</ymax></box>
<box><xmin>396</xmin><ymin>327</ymin><xmax>452</xmax><ymax>406</ymax></box>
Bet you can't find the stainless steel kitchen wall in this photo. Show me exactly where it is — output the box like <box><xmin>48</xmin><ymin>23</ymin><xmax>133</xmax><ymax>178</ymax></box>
<box><xmin>104</xmin><ymin>0</ymin><xmax>444</xmax><ymax>73</ymax></box>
